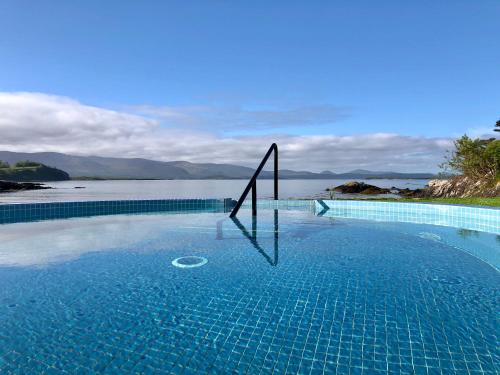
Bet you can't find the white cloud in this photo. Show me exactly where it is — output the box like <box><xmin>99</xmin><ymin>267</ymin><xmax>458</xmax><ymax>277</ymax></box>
<box><xmin>0</xmin><ymin>92</ymin><xmax>158</xmax><ymax>142</ymax></box>
<box><xmin>0</xmin><ymin>92</ymin><xmax>453</xmax><ymax>172</ymax></box>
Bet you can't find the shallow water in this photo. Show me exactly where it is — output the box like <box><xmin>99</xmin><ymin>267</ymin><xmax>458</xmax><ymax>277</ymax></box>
<box><xmin>0</xmin><ymin>209</ymin><xmax>498</xmax><ymax>374</ymax></box>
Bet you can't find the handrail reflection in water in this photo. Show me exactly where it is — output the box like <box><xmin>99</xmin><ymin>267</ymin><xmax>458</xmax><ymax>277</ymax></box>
<box><xmin>217</xmin><ymin>209</ymin><xmax>279</xmax><ymax>266</ymax></box>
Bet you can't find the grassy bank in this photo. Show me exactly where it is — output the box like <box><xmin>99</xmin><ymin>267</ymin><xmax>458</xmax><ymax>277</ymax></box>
<box><xmin>338</xmin><ymin>196</ymin><xmax>500</xmax><ymax>207</ymax></box>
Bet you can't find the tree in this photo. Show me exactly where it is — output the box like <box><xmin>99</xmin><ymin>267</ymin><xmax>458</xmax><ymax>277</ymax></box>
<box><xmin>14</xmin><ymin>160</ymin><xmax>42</xmax><ymax>168</ymax></box>
<box><xmin>0</xmin><ymin>160</ymin><xmax>10</xmax><ymax>168</ymax></box>
<box><xmin>442</xmin><ymin>135</ymin><xmax>499</xmax><ymax>182</ymax></box>
<box><xmin>495</xmin><ymin>119</ymin><xmax>500</xmax><ymax>132</ymax></box>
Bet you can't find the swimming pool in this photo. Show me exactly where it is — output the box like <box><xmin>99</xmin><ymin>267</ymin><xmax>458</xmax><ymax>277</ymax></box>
<box><xmin>0</xmin><ymin>201</ymin><xmax>498</xmax><ymax>374</ymax></box>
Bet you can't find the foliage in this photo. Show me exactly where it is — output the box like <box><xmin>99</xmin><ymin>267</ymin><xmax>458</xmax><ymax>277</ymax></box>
<box><xmin>13</xmin><ymin>160</ymin><xmax>42</xmax><ymax>168</ymax></box>
<box><xmin>0</xmin><ymin>160</ymin><xmax>10</xmax><ymax>169</ymax></box>
<box><xmin>441</xmin><ymin>135</ymin><xmax>499</xmax><ymax>182</ymax></box>
<box><xmin>495</xmin><ymin>119</ymin><xmax>499</xmax><ymax>132</ymax></box>
<box><xmin>0</xmin><ymin>163</ymin><xmax>70</xmax><ymax>182</ymax></box>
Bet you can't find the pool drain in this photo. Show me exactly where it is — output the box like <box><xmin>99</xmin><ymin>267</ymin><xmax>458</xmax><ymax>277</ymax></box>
<box><xmin>172</xmin><ymin>256</ymin><xmax>208</xmax><ymax>269</ymax></box>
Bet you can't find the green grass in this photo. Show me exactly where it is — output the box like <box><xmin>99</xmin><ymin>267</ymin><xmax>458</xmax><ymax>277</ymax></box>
<box><xmin>338</xmin><ymin>196</ymin><xmax>500</xmax><ymax>207</ymax></box>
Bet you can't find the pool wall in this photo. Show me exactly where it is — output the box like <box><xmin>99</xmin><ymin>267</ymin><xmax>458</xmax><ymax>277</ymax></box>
<box><xmin>316</xmin><ymin>199</ymin><xmax>500</xmax><ymax>234</ymax></box>
<box><xmin>1</xmin><ymin>198</ymin><xmax>499</xmax><ymax>236</ymax></box>
<box><xmin>0</xmin><ymin>198</ymin><xmax>233</xmax><ymax>224</ymax></box>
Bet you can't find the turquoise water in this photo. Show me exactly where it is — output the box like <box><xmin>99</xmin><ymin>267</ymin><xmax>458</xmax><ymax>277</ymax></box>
<box><xmin>0</xmin><ymin>209</ymin><xmax>498</xmax><ymax>374</ymax></box>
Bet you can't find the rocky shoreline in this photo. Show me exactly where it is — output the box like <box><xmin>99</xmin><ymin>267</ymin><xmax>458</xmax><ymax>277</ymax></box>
<box><xmin>0</xmin><ymin>180</ymin><xmax>51</xmax><ymax>193</ymax></box>
<box><xmin>423</xmin><ymin>176</ymin><xmax>500</xmax><ymax>198</ymax></box>
<box><xmin>327</xmin><ymin>177</ymin><xmax>499</xmax><ymax>199</ymax></box>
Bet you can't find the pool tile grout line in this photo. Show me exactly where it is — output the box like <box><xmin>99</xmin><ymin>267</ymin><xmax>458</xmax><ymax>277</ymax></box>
<box><xmin>0</xmin><ymin>198</ymin><xmax>498</xmax><ymax>236</ymax></box>
<box><xmin>314</xmin><ymin>200</ymin><xmax>500</xmax><ymax>235</ymax></box>
<box><xmin>0</xmin><ymin>198</ymin><xmax>233</xmax><ymax>224</ymax></box>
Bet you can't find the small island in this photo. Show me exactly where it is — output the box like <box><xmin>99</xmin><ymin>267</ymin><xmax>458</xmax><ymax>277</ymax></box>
<box><xmin>0</xmin><ymin>160</ymin><xmax>70</xmax><ymax>182</ymax></box>
<box><xmin>0</xmin><ymin>160</ymin><xmax>70</xmax><ymax>193</ymax></box>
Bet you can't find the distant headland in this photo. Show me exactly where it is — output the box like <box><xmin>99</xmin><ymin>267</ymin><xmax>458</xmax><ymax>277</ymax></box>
<box><xmin>0</xmin><ymin>160</ymin><xmax>69</xmax><ymax>182</ymax></box>
<box><xmin>0</xmin><ymin>151</ymin><xmax>435</xmax><ymax>181</ymax></box>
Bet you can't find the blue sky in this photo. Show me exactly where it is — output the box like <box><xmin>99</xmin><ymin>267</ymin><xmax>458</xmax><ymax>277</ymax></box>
<box><xmin>0</xmin><ymin>1</ymin><xmax>498</xmax><ymax>171</ymax></box>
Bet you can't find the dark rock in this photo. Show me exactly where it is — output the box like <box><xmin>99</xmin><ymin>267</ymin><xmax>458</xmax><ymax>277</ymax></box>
<box><xmin>0</xmin><ymin>180</ymin><xmax>51</xmax><ymax>193</ymax></box>
<box><xmin>360</xmin><ymin>186</ymin><xmax>391</xmax><ymax>194</ymax></box>
<box><xmin>397</xmin><ymin>188</ymin><xmax>426</xmax><ymax>198</ymax></box>
<box><xmin>331</xmin><ymin>181</ymin><xmax>391</xmax><ymax>195</ymax></box>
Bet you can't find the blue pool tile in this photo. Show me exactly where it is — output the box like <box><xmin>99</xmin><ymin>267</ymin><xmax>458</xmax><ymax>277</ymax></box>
<box><xmin>0</xmin><ymin>207</ymin><xmax>498</xmax><ymax>374</ymax></box>
<box><xmin>0</xmin><ymin>198</ymin><xmax>231</xmax><ymax>224</ymax></box>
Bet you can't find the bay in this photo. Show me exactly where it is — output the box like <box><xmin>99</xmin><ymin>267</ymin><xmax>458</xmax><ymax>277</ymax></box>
<box><xmin>0</xmin><ymin>179</ymin><xmax>429</xmax><ymax>204</ymax></box>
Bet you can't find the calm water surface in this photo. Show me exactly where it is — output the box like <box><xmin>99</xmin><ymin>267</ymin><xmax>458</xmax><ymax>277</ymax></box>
<box><xmin>0</xmin><ymin>209</ymin><xmax>497</xmax><ymax>373</ymax></box>
<box><xmin>0</xmin><ymin>179</ymin><xmax>428</xmax><ymax>204</ymax></box>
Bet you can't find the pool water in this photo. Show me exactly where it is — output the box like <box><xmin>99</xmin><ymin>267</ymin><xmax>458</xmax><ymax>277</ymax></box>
<box><xmin>0</xmin><ymin>209</ymin><xmax>498</xmax><ymax>374</ymax></box>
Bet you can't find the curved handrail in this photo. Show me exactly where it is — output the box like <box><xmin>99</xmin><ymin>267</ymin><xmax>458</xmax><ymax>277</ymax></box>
<box><xmin>230</xmin><ymin>143</ymin><xmax>278</xmax><ymax>217</ymax></box>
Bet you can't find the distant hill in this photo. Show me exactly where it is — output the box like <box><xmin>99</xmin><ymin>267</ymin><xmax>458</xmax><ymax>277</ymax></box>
<box><xmin>0</xmin><ymin>161</ymin><xmax>70</xmax><ymax>182</ymax></box>
<box><xmin>0</xmin><ymin>151</ymin><xmax>435</xmax><ymax>180</ymax></box>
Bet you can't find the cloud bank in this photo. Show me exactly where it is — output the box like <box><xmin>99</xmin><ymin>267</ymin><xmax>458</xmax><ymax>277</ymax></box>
<box><xmin>0</xmin><ymin>92</ymin><xmax>453</xmax><ymax>172</ymax></box>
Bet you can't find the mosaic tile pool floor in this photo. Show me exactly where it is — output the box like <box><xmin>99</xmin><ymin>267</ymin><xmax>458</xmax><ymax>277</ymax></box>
<box><xmin>0</xmin><ymin>210</ymin><xmax>498</xmax><ymax>374</ymax></box>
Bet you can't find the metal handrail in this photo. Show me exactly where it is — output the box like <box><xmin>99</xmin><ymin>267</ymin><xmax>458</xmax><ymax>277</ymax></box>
<box><xmin>229</xmin><ymin>143</ymin><xmax>278</xmax><ymax>217</ymax></box>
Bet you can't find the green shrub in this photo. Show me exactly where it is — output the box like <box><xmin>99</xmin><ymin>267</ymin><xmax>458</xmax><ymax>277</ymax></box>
<box><xmin>0</xmin><ymin>160</ymin><xmax>10</xmax><ymax>169</ymax></box>
<box><xmin>442</xmin><ymin>135</ymin><xmax>500</xmax><ymax>182</ymax></box>
<box><xmin>14</xmin><ymin>160</ymin><xmax>42</xmax><ymax>168</ymax></box>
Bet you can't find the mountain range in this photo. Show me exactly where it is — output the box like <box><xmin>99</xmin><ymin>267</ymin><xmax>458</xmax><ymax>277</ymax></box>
<box><xmin>0</xmin><ymin>151</ymin><xmax>435</xmax><ymax>180</ymax></box>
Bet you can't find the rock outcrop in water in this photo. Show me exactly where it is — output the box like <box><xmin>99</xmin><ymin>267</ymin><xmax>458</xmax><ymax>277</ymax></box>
<box><xmin>326</xmin><ymin>181</ymin><xmax>426</xmax><ymax>197</ymax></box>
<box><xmin>328</xmin><ymin>181</ymin><xmax>391</xmax><ymax>195</ymax></box>
<box><xmin>0</xmin><ymin>180</ymin><xmax>51</xmax><ymax>193</ymax></box>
